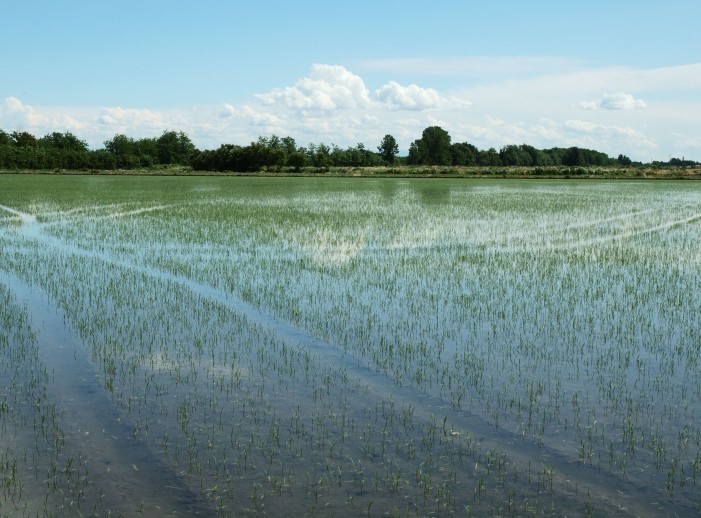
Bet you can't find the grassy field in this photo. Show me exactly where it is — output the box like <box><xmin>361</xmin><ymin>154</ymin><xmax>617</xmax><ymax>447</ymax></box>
<box><xmin>1</xmin><ymin>175</ymin><xmax>700</xmax><ymax>516</ymax></box>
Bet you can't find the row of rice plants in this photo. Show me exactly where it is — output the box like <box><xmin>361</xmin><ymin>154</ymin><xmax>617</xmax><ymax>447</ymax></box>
<box><xmin>1</xmin><ymin>176</ymin><xmax>700</xmax><ymax>515</ymax></box>
<box><xmin>3</xmin><ymin>203</ymin><xmax>594</xmax><ymax>515</ymax></box>
<box><xmin>103</xmin><ymin>178</ymin><xmax>701</xmax><ymax>513</ymax></box>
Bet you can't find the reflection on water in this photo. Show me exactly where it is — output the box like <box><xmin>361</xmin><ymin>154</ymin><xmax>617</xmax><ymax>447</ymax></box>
<box><xmin>1</xmin><ymin>177</ymin><xmax>700</xmax><ymax>516</ymax></box>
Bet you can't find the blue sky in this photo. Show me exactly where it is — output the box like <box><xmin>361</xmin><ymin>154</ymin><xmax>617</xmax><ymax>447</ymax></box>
<box><xmin>1</xmin><ymin>1</ymin><xmax>700</xmax><ymax>161</ymax></box>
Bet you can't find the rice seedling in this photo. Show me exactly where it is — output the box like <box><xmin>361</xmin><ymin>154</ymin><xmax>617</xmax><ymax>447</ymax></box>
<box><xmin>0</xmin><ymin>175</ymin><xmax>700</xmax><ymax>515</ymax></box>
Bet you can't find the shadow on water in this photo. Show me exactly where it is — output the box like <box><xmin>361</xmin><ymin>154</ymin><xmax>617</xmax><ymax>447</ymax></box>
<box><xmin>0</xmin><ymin>270</ymin><xmax>215</xmax><ymax>516</ymax></box>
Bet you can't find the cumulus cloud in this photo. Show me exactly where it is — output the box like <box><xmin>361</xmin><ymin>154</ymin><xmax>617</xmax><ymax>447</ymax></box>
<box><xmin>375</xmin><ymin>81</ymin><xmax>442</xmax><ymax>110</ymax></box>
<box><xmin>601</xmin><ymin>92</ymin><xmax>647</xmax><ymax>110</ymax></box>
<box><xmin>219</xmin><ymin>103</ymin><xmax>282</xmax><ymax>127</ymax></box>
<box><xmin>564</xmin><ymin>119</ymin><xmax>600</xmax><ymax>133</ymax></box>
<box><xmin>219</xmin><ymin>103</ymin><xmax>237</xmax><ymax>118</ymax></box>
<box><xmin>560</xmin><ymin>119</ymin><xmax>656</xmax><ymax>151</ymax></box>
<box><xmin>0</xmin><ymin>96</ymin><xmax>48</xmax><ymax>127</ymax></box>
<box><xmin>2</xmin><ymin>97</ymin><xmax>29</xmax><ymax>115</ymax></box>
<box><xmin>256</xmin><ymin>64</ymin><xmax>371</xmax><ymax>111</ymax></box>
<box><xmin>255</xmin><ymin>64</ymin><xmax>470</xmax><ymax>113</ymax></box>
<box><xmin>97</xmin><ymin>107</ymin><xmax>165</xmax><ymax>128</ymax></box>
<box><xmin>0</xmin><ymin>96</ymin><xmax>85</xmax><ymax>135</ymax></box>
<box><xmin>580</xmin><ymin>92</ymin><xmax>647</xmax><ymax>110</ymax></box>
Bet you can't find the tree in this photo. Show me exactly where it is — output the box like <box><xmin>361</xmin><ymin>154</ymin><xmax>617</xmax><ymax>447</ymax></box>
<box><xmin>39</xmin><ymin>132</ymin><xmax>88</xmax><ymax>153</ymax></box>
<box><xmin>104</xmin><ymin>134</ymin><xmax>135</xmax><ymax>156</ymax></box>
<box><xmin>89</xmin><ymin>149</ymin><xmax>117</xmax><ymax>169</ymax></box>
<box><xmin>423</xmin><ymin>126</ymin><xmax>452</xmax><ymax>165</ymax></box>
<box><xmin>407</xmin><ymin>139</ymin><xmax>426</xmax><ymax>165</ymax></box>
<box><xmin>499</xmin><ymin>144</ymin><xmax>533</xmax><ymax>166</ymax></box>
<box><xmin>103</xmin><ymin>134</ymin><xmax>144</xmax><ymax>168</ymax></box>
<box><xmin>450</xmin><ymin>142</ymin><xmax>478</xmax><ymax>166</ymax></box>
<box><xmin>286</xmin><ymin>151</ymin><xmax>307</xmax><ymax>171</ymax></box>
<box><xmin>134</xmin><ymin>137</ymin><xmax>159</xmax><ymax>166</ymax></box>
<box><xmin>561</xmin><ymin>147</ymin><xmax>612</xmax><ymax>167</ymax></box>
<box><xmin>11</xmin><ymin>131</ymin><xmax>37</xmax><ymax>147</ymax></box>
<box><xmin>478</xmin><ymin>148</ymin><xmax>501</xmax><ymax>166</ymax></box>
<box><xmin>617</xmin><ymin>154</ymin><xmax>632</xmax><ymax>166</ymax></box>
<box><xmin>307</xmin><ymin>143</ymin><xmax>331</xmax><ymax>168</ymax></box>
<box><xmin>377</xmin><ymin>134</ymin><xmax>399</xmax><ymax>165</ymax></box>
<box><xmin>408</xmin><ymin>126</ymin><xmax>452</xmax><ymax>165</ymax></box>
<box><xmin>280</xmin><ymin>136</ymin><xmax>297</xmax><ymax>156</ymax></box>
<box><xmin>156</xmin><ymin>130</ymin><xmax>196</xmax><ymax>165</ymax></box>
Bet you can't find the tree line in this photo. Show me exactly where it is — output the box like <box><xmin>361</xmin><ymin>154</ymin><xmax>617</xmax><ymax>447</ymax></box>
<box><xmin>189</xmin><ymin>129</ymin><xmax>637</xmax><ymax>171</ymax></box>
<box><xmin>0</xmin><ymin>129</ymin><xmax>196</xmax><ymax>170</ymax></box>
<box><xmin>0</xmin><ymin>126</ymin><xmax>695</xmax><ymax>172</ymax></box>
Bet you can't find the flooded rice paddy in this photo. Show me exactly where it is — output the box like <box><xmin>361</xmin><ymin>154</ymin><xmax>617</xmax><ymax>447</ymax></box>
<box><xmin>1</xmin><ymin>175</ymin><xmax>700</xmax><ymax>516</ymax></box>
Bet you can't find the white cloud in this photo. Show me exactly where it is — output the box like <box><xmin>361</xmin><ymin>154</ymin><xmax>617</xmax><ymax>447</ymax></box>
<box><xmin>1</xmin><ymin>96</ymin><xmax>48</xmax><ymax>127</ymax></box>
<box><xmin>1</xmin><ymin>60</ymin><xmax>699</xmax><ymax>161</ymax></box>
<box><xmin>375</xmin><ymin>81</ymin><xmax>442</xmax><ymax>110</ymax></box>
<box><xmin>0</xmin><ymin>96</ymin><xmax>84</xmax><ymax>134</ymax></box>
<box><xmin>579</xmin><ymin>100</ymin><xmax>599</xmax><ymax>110</ymax></box>
<box><xmin>564</xmin><ymin>120</ymin><xmax>600</xmax><ymax>133</ymax></box>
<box><xmin>97</xmin><ymin>107</ymin><xmax>165</xmax><ymax>129</ymax></box>
<box><xmin>219</xmin><ymin>103</ymin><xmax>282</xmax><ymax>127</ymax></box>
<box><xmin>601</xmin><ymin>92</ymin><xmax>647</xmax><ymax>110</ymax></box>
<box><xmin>219</xmin><ymin>103</ymin><xmax>237</xmax><ymax>118</ymax></box>
<box><xmin>255</xmin><ymin>64</ymin><xmax>371</xmax><ymax>111</ymax></box>
<box><xmin>2</xmin><ymin>97</ymin><xmax>28</xmax><ymax>115</ymax></box>
<box><xmin>580</xmin><ymin>92</ymin><xmax>647</xmax><ymax>110</ymax></box>
<box><xmin>256</xmin><ymin>64</ymin><xmax>470</xmax><ymax>113</ymax></box>
<box><xmin>673</xmin><ymin>134</ymin><xmax>701</xmax><ymax>151</ymax></box>
<box><xmin>447</xmin><ymin>115</ymin><xmax>658</xmax><ymax>160</ymax></box>
<box><xmin>560</xmin><ymin>119</ymin><xmax>656</xmax><ymax>152</ymax></box>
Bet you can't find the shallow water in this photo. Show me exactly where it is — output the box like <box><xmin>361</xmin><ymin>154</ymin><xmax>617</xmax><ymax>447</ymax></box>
<box><xmin>0</xmin><ymin>270</ymin><xmax>215</xmax><ymax>516</ymax></box>
<box><xmin>1</xmin><ymin>176</ymin><xmax>700</xmax><ymax>516</ymax></box>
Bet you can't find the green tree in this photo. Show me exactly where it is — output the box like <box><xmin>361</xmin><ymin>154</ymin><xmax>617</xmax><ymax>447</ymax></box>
<box><xmin>104</xmin><ymin>134</ymin><xmax>135</xmax><ymax>156</ymax></box>
<box><xmin>478</xmin><ymin>148</ymin><xmax>501</xmax><ymax>166</ymax></box>
<box><xmin>306</xmin><ymin>143</ymin><xmax>331</xmax><ymax>168</ymax></box>
<box><xmin>156</xmin><ymin>130</ymin><xmax>196</xmax><ymax>165</ymax></box>
<box><xmin>0</xmin><ymin>129</ymin><xmax>11</xmax><ymax>146</ymax></box>
<box><xmin>135</xmin><ymin>137</ymin><xmax>159</xmax><ymax>166</ymax></box>
<box><xmin>104</xmin><ymin>134</ymin><xmax>141</xmax><ymax>168</ymax></box>
<box><xmin>499</xmin><ymin>144</ymin><xmax>533</xmax><ymax>166</ymax></box>
<box><xmin>422</xmin><ymin>126</ymin><xmax>451</xmax><ymax>165</ymax></box>
<box><xmin>407</xmin><ymin>139</ymin><xmax>427</xmax><ymax>165</ymax></box>
<box><xmin>11</xmin><ymin>131</ymin><xmax>37</xmax><ymax>147</ymax></box>
<box><xmin>617</xmin><ymin>154</ymin><xmax>632</xmax><ymax>166</ymax></box>
<box><xmin>39</xmin><ymin>132</ymin><xmax>89</xmax><ymax>153</ymax></box>
<box><xmin>378</xmin><ymin>134</ymin><xmax>399</xmax><ymax>164</ymax></box>
<box><xmin>286</xmin><ymin>150</ymin><xmax>307</xmax><ymax>171</ymax></box>
<box><xmin>450</xmin><ymin>142</ymin><xmax>478</xmax><ymax>166</ymax></box>
<box><xmin>408</xmin><ymin>126</ymin><xmax>452</xmax><ymax>165</ymax></box>
<box><xmin>89</xmin><ymin>149</ymin><xmax>117</xmax><ymax>169</ymax></box>
<box><xmin>280</xmin><ymin>136</ymin><xmax>298</xmax><ymax>157</ymax></box>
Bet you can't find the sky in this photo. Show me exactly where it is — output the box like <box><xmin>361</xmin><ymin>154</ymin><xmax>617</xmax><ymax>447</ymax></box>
<box><xmin>1</xmin><ymin>0</ymin><xmax>700</xmax><ymax>162</ymax></box>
